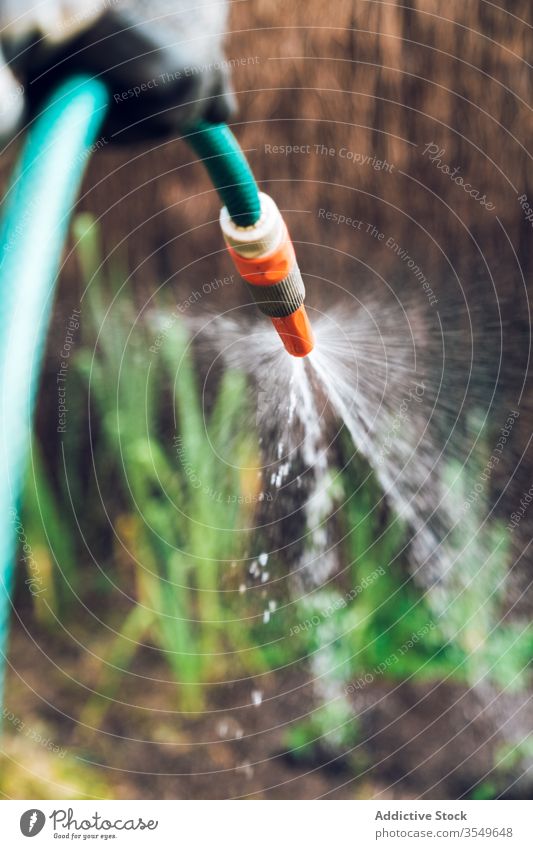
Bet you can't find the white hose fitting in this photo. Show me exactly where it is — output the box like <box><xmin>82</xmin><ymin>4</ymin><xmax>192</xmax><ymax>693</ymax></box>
<box><xmin>219</xmin><ymin>191</ymin><xmax>315</xmax><ymax>356</ymax></box>
<box><xmin>219</xmin><ymin>192</ymin><xmax>284</xmax><ymax>258</ymax></box>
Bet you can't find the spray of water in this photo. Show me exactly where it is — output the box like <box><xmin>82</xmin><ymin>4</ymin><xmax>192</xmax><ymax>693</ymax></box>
<box><xmin>192</xmin><ymin>288</ymin><xmax>531</xmax><ymax>778</ymax></box>
<box><xmin>197</xmin><ymin>296</ymin><xmax>504</xmax><ymax>595</ymax></box>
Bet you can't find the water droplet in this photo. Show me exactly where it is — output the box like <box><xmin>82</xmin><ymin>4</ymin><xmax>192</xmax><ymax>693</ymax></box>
<box><xmin>238</xmin><ymin>759</ymin><xmax>254</xmax><ymax>779</ymax></box>
<box><xmin>216</xmin><ymin>718</ymin><xmax>244</xmax><ymax>740</ymax></box>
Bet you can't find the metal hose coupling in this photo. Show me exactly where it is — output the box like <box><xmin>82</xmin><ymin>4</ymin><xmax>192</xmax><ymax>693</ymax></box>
<box><xmin>220</xmin><ymin>193</ymin><xmax>315</xmax><ymax>357</ymax></box>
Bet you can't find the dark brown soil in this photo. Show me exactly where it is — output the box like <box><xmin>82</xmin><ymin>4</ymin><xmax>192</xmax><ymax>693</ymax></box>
<box><xmin>4</xmin><ymin>612</ymin><xmax>514</xmax><ymax>801</ymax></box>
<box><xmin>4</xmin><ymin>619</ymin><xmax>372</xmax><ymax>800</ymax></box>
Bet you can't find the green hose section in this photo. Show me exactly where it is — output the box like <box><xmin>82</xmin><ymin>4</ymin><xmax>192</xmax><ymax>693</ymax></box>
<box><xmin>186</xmin><ymin>119</ymin><xmax>261</xmax><ymax>226</ymax></box>
<box><xmin>0</xmin><ymin>75</ymin><xmax>108</xmax><ymax>708</ymax></box>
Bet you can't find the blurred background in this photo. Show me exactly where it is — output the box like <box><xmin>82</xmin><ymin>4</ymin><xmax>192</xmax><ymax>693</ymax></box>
<box><xmin>1</xmin><ymin>0</ymin><xmax>532</xmax><ymax>800</ymax></box>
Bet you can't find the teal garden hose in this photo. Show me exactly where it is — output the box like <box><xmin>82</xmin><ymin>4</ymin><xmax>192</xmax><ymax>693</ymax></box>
<box><xmin>0</xmin><ymin>77</ymin><xmax>314</xmax><ymax>707</ymax></box>
<box><xmin>186</xmin><ymin>119</ymin><xmax>261</xmax><ymax>226</ymax></box>
<box><xmin>0</xmin><ymin>75</ymin><xmax>108</xmax><ymax>707</ymax></box>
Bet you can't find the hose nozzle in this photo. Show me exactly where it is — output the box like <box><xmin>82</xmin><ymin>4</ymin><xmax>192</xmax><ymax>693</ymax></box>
<box><xmin>220</xmin><ymin>193</ymin><xmax>315</xmax><ymax>357</ymax></box>
<box><xmin>271</xmin><ymin>306</ymin><xmax>314</xmax><ymax>357</ymax></box>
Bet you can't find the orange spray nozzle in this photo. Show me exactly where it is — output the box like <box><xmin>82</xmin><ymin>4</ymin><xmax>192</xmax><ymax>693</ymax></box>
<box><xmin>220</xmin><ymin>193</ymin><xmax>315</xmax><ymax>358</ymax></box>
<box><xmin>271</xmin><ymin>306</ymin><xmax>315</xmax><ymax>357</ymax></box>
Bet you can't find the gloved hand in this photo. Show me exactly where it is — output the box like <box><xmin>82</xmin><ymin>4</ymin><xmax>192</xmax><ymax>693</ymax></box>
<box><xmin>0</xmin><ymin>0</ymin><xmax>236</xmax><ymax>143</ymax></box>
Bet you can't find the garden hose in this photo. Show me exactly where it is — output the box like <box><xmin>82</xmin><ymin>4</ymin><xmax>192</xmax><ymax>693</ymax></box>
<box><xmin>187</xmin><ymin>120</ymin><xmax>315</xmax><ymax>358</ymax></box>
<box><xmin>0</xmin><ymin>78</ymin><xmax>314</xmax><ymax>708</ymax></box>
<box><xmin>0</xmin><ymin>75</ymin><xmax>109</xmax><ymax>707</ymax></box>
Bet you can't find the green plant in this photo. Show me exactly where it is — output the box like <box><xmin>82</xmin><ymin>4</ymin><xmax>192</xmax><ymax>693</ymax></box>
<box><xmin>470</xmin><ymin>780</ymin><xmax>497</xmax><ymax>800</ymax></box>
<box><xmin>283</xmin><ymin>454</ymin><xmax>461</xmax><ymax>764</ymax></box>
<box><xmin>15</xmin><ymin>213</ymin><xmax>266</xmax><ymax>722</ymax></box>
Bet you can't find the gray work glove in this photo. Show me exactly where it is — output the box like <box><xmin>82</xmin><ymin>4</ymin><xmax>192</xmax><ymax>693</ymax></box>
<box><xmin>0</xmin><ymin>0</ymin><xmax>236</xmax><ymax>143</ymax></box>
